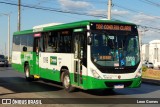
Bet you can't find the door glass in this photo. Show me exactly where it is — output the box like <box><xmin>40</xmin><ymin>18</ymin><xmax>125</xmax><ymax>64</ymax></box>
<box><xmin>74</xmin><ymin>35</ymin><xmax>79</xmax><ymax>58</ymax></box>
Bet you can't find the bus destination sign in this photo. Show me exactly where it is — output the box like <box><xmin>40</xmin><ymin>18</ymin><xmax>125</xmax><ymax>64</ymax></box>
<box><xmin>91</xmin><ymin>23</ymin><xmax>133</xmax><ymax>31</ymax></box>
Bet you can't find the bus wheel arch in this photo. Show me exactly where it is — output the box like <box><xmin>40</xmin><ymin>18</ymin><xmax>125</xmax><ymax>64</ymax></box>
<box><xmin>24</xmin><ymin>62</ymin><xmax>34</xmax><ymax>81</ymax></box>
<box><xmin>60</xmin><ymin>66</ymin><xmax>75</xmax><ymax>92</ymax></box>
<box><xmin>60</xmin><ymin>66</ymin><xmax>69</xmax><ymax>82</ymax></box>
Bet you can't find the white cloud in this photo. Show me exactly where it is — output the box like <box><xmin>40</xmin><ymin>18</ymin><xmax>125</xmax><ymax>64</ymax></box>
<box><xmin>128</xmin><ymin>13</ymin><xmax>160</xmax><ymax>43</ymax></box>
<box><xmin>141</xmin><ymin>30</ymin><xmax>160</xmax><ymax>43</ymax></box>
<box><xmin>132</xmin><ymin>13</ymin><xmax>159</xmax><ymax>24</ymax></box>
<box><xmin>112</xmin><ymin>9</ymin><xmax>129</xmax><ymax>15</ymax></box>
<box><xmin>87</xmin><ymin>9</ymin><xmax>106</xmax><ymax>17</ymax></box>
<box><xmin>87</xmin><ymin>9</ymin><xmax>129</xmax><ymax>17</ymax></box>
<box><xmin>58</xmin><ymin>0</ymin><xmax>92</xmax><ymax>11</ymax></box>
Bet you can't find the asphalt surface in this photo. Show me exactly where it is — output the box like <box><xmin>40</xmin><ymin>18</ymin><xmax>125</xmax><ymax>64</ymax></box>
<box><xmin>0</xmin><ymin>67</ymin><xmax>160</xmax><ymax>107</ymax></box>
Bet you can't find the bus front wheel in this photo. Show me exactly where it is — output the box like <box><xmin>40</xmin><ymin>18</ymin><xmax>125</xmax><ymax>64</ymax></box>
<box><xmin>25</xmin><ymin>65</ymin><xmax>34</xmax><ymax>81</ymax></box>
<box><xmin>62</xmin><ymin>71</ymin><xmax>75</xmax><ymax>92</ymax></box>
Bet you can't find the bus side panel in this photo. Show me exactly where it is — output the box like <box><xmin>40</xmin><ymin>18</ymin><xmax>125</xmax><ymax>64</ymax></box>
<box><xmin>12</xmin><ymin>51</ymin><xmax>34</xmax><ymax>74</ymax></box>
<box><xmin>39</xmin><ymin>68</ymin><xmax>60</xmax><ymax>82</ymax></box>
<box><xmin>39</xmin><ymin>53</ymin><xmax>74</xmax><ymax>82</ymax></box>
<box><xmin>12</xmin><ymin>51</ymin><xmax>23</xmax><ymax>72</ymax></box>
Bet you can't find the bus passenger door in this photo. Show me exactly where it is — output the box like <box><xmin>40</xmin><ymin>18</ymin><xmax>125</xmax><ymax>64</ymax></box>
<box><xmin>73</xmin><ymin>33</ymin><xmax>84</xmax><ymax>86</ymax></box>
<box><xmin>33</xmin><ymin>36</ymin><xmax>41</xmax><ymax>76</ymax></box>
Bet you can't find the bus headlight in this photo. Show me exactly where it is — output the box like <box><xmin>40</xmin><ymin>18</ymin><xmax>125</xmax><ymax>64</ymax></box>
<box><xmin>91</xmin><ymin>69</ymin><xmax>102</xmax><ymax>79</ymax></box>
<box><xmin>135</xmin><ymin>68</ymin><xmax>142</xmax><ymax>78</ymax></box>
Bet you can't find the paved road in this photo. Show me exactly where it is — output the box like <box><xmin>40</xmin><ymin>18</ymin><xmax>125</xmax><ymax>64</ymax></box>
<box><xmin>0</xmin><ymin>67</ymin><xmax>159</xmax><ymax>107</ymax></box>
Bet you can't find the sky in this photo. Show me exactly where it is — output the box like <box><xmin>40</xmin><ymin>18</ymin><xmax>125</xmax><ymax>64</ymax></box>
<box><xmin>0</xmin><ymin>0</ymin><xmax>160</xmax><ymax>55</ymax></box>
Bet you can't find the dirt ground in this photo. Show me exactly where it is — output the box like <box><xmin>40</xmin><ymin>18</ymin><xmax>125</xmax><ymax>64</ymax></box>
<box><xmin>142</xmin><ymin>69</ymin><xmax>160</xmax><ymax>80</ymax></box>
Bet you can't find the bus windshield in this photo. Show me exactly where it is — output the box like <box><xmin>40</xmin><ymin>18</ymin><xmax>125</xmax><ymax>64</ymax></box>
<box><xmin>91</xmin><ymin>31</ymin><xmax>140</xmax><ymax>67</ymax></box>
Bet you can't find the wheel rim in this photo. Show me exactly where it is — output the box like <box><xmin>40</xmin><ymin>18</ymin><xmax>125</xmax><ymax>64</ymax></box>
<box><xmin>64</xmin><ymin>75</ymin><xmax>70</xmax><ymax>88</ymax></box>
<box><xmin>25</xmin><ymin>68</ymin><xmax>29</xmax><ymax>77</ymax></box>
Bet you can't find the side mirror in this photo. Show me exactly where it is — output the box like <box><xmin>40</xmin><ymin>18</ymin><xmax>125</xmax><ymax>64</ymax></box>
<box><xmin>23</xmin><ymin>46</ymin><xmax>27</xmax><ymax>52</ymax></box>
<box><xmin>87</xmin><ymin>36</ymin><xmax>92</xmax><ymax>45</ymax></box>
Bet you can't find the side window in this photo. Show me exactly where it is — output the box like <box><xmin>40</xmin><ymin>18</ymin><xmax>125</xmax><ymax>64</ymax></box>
<box><xmin>13</xmin><ymin>35</ymin><xmax>20</xmax><ymax>51</ymax></box>
<box><xmin>43</xmin><ymin>31</ymin><xmax>72</xmax><ymax>53</ymax></box>
<box><xmin>44</xmin><ymin>32</ymin><xmax>57</xmax><ymax>53</ymax></box>
<box><xmin>27</xmin><ymin>35</ymin><xmax>34</xmax><ymax>51</ymax></box>
<box><xmin>51</xmin><ymin>33</ymin><xmax>58</xmax><ymax>52</ymax></box>
<box><xmin>13</xmin><ymin>34</ymin><xmax>34</xmax><ymax>52</ymax></box>
<box><xmin>20</xmin><ymin>35</ymin><xmax>27</xmax><ymax>51</ymax></box>
<box><xmin>57</xmin><ymin>30</ymin><xmax>72</xmax><ymax>53</ymax></box>
<box><xmin>21</xmin><ymin>34</ymin><xmax>34</xmax><ymax>52</ymax></box>
<box><xmin>12</xmin><ymin>36</ymin><xmax>16</xmax><ymax>51</ymax></box>
<box><xmin>44</xmin><ymin>33</ymin><xmax>48</xmax><ymax>52</ymax></box>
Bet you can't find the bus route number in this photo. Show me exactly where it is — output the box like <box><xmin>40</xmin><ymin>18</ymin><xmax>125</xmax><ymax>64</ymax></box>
<box><xmin>96</xmin><ymin>24</ymin><xmax>103</xmax><ymax>30</ymax></box>
<box><xmin>95</xmin><ymin>24</ymin><xmax>132</xmax><ymax>31</ymax></box>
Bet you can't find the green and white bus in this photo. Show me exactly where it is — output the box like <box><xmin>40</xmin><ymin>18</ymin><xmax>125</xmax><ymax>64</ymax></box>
<box><xmin>12</xmin><ymin>20</ymin><xmax>142</xmax><ymax>92</ymax></box>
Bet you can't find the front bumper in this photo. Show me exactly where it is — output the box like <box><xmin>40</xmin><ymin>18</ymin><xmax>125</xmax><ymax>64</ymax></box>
<box><xmin>83</xmin><ymin>76</ymin><xmax>141</xmax><ymax>89</ymax></box>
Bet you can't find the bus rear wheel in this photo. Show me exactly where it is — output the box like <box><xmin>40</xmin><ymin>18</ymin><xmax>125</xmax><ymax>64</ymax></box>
<box><xmin>62</xmin><ymin>71</ymin><xmax>75</xmax><ymax>92</ymax></box>
<box><xmin>25</xmin><ymin>65</ymin><xmax>34</xmax><ymax>81</ymax></box>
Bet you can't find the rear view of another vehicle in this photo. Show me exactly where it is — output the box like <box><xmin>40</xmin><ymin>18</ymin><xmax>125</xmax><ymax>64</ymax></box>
<box><xmin>147</xmin><ymin>62</ymin><xmax>154</xmax><ymax>69</ymax></box>
<box><xmin>143</xmin><ymin>62</ymin><xmax>154</xmax><ymax>69</ymax></box>
<box><xmin>0</xmin><ymin>55</ymin><xmax>8</xmax><ymax>67</ymax></box>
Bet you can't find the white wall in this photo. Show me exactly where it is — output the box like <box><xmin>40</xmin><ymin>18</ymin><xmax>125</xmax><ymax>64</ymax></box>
<box><xmin>142</xmin><ymin>44</ymin><xmax>149</xmax><ymax>62</ymax></box>
<box><xmin>142</xmin><ymin>40</ymin><xmax>160</xmax><ymax>67</ymax></box>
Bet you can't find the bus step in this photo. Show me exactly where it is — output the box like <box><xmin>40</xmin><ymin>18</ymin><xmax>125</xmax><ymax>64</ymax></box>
<box><xmin>34</xmin><ymin>75</ymin><xmax>40</xmax><ymax>79</ymax></box>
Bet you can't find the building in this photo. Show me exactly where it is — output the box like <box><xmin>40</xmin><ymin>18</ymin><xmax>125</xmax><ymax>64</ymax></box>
<box><xmin>142</xmin><ymin>40</ymin><xmax>160</xmax><ymax>68</ymax></box>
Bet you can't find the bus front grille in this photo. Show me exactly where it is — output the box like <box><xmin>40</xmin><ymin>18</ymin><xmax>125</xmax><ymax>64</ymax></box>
<box><xmin>99</xmin><ymin>68</ymin><xmax>136</xmax><ymax>74</ymax></box>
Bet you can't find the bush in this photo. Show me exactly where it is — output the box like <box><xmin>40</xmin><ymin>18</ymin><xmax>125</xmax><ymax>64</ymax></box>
<box><xmin>142</xmin><ymin>66</ymin><xmax>147</xmax><ymax>72</ymax></box>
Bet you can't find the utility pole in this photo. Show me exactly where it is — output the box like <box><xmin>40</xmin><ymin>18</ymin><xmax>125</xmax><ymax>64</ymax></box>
<box><xmin>5</xmin><ymin>43</ymin><xmax>6</xmax><ymax>56</ymax></box>
<box><xmin>8</xmin><ymin>14</ymin><xmax>10</xmax><ymax>62</ymax></box>
<box><xmin>0</xmin><ymin>13</ymin><xmax>10</xmax><ymax>62</ymax></box>
<box><xmin>107</xmin><ymin>0</ymin><xmax>112</xmax><ymax>20</ymax></box>
<box><xmin>18</xmin><ymin>0</ymin><xmax>21</xmax><ymax>31</ymax></box>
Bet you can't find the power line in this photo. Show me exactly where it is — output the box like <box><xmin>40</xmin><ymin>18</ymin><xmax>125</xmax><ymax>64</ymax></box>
<box><xmin>139</xmin><ymin>0</ymin><xmax>160</xmax><ymax>8</ymax></box>
<box><xmin>0</xmin><ymin>1</ymin><xmax>160</xmax><ymax>32</ymax></box>
<box><xmin>138</xmin><ymin>24</ymin><xmax>160</xmax><ymax>34</ymax></box>
<box><xmin>114</xmin><ymin>3</ymin><xmax>160</xmax><ymax>20</ymax></box>
<box><xmin>0</xmin><ymin>1</ymin><xmax>106</xmax><ymax>18</ymax></box>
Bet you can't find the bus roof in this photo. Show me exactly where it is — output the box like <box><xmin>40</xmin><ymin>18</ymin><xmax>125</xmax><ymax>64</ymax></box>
<box><xmin>33</xmin><ymin>23</ymin><xmax>63</xmax><ymax>29</ymax></box>
<box><xmin>13</xmin><ymin>20</ymin><xmax>136</xmax><ymax>35</ymax></box>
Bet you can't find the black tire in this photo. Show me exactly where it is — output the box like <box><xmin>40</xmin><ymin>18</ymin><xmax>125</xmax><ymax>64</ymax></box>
<box><xmin>5</xmin><ymin>64</ymin><xmax>9</xmax><ymax>67</ymax></box>
<box><xmin>25</xmin><ymin>65</ymin><xmax>34</xmax><ymax>81</ymax></box>
<box><xmin>61</xmin><ymin>71</ymin><xmax>75</xmax><ymax>92</ymax></box>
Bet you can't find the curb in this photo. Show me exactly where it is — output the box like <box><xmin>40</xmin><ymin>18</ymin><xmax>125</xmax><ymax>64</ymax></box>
<box><xmin>142</xmin><ymin>78</ymin><xmax>160</xmax><ymax>85</ymax></box>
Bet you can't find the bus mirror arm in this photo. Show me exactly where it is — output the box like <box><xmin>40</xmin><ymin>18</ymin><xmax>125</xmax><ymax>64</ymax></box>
<box><xmin>23</xmin><ymin>46</ymin><xmax>27</xmax><ymax>52</ymax></box>
<box><xmin>87</xmin><ymin>36</ymin><xmax>92</xmax><ymax>45</ymax></box>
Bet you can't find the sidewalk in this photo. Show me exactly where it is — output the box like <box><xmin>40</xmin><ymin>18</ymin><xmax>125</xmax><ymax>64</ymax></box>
<box><xmin>142</xmin><ymin>78</ymin><xmax>160</xmax><ymax>85</ymax></box>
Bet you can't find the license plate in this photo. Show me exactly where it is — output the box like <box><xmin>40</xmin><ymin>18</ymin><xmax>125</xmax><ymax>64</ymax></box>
<box><xmin>0</xmin><ymin>62</ymin><xmax>4</xmax><ymax>64</ymax></box>
<box><xmin>114</xmin><ymin>84</ymin><xmax>124</xmax><ymax>89</ymax></box>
